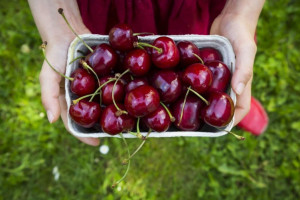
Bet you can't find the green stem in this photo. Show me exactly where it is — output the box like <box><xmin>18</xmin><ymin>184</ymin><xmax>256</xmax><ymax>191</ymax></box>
<box><xmin>122</xmin><ymin>129</ymin><xmax>151</xmax><ymax>165</ymax></box>
<box><xmin>41</xmin><ymin>42</ymin><xmax>74</xmax><ymax>81</ymax></box>
<box><xmin>112</xmin><ymin>133</ymin><xmax>131</xmax><ymax>188</ymax></box>
<box><xmin>69</xmin><ymin>56</ymin><xmax>85</xmax><ymax>65</ymax></box>
<box><xmin>133</xmin><ymin>32</ymin><xmax>155</xmax><ymax>36</ymax></box>
<box><xmin>217</xmin><ymin>127</ymin><xmax>245</xmax><ymax>140</ymax></box>
<box><xmin>80</xmin><ymin>60</ymin><xmax>100</xmax><ymax>86</ymax></box>
<box><xmin>73</xmin><ymin>92</ymin><xmax>100</xmax><ymax>104</ymax></box>
<box><xmin>89</xmin><ymin>78</ymin><xmax>116</xmax><ymax>102</ymax></box>
<box><xmin>58</xmin><ymin>8</ymin><xmax>93</xmax><ymax>53</ymax></box>
<box><xmin>179</xmin><ymin>87</ymin><xmax>190</xmax><ymax>126</ymax></box>
<box><xmin>192</xmin><ymin>53</ymin><xmax>204</xmax><ymax>64</ymax></box>
<box><xmin>188</xmin><ymin>87</ymin><xmax>209</xmax><ymax>105</ymax></box>
<box><xmin>136</xmin><ymin>42</ymin><xmax>162</xmax><ymax>54</ymax></box>
<box><xmin>113</xmin><ymin>69</ymin><xmax>130</xmax><ymax>116</ymax></box>
<box><xmin>160</xmin><ymin>102</ymin><xmax>175</xmax><ymax>122</ymax></box>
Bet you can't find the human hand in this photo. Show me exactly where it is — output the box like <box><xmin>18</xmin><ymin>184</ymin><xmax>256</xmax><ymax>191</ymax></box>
<box><xmin>40</xmin><ymin>34</ymin><xmax>100</xmax><ymax>146</ymax></box>
<box><xmin>210</xmin><ymin>13</ymin><xmax>257</xmax><ymax>125</ymax></box>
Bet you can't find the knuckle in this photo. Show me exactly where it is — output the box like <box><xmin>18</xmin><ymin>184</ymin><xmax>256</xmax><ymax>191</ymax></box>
<box><xmin>243</xmin><ymin>68</ymin><xmax>253</xmax><ymax>81</ymax></box>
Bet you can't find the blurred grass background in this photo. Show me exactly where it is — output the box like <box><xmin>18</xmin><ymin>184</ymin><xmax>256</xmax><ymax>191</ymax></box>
<box><xmin>0</xmin><ymin>0</ymin><xmax>300</xmax><ymax>199</ymax></box>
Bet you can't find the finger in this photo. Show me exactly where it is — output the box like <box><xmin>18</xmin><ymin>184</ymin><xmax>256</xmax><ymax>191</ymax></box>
<box><xmin>233</xmin><ymin>78</ymin><xmax>252</xmax><ymax>125</ymax></box>
<box><xmin>59</xmin><ymin>90</ymin><xmax>100</xmax><ymax>146</ymax></box>
<box><xmin>231</xmin><ymin>40</ymin><xmax>257</xmax><ymax>95</ymax></box>
<box><xmin>40</xmin><ymin>60</ymin><xmax>62</xmax><ymax>123</ymax></box>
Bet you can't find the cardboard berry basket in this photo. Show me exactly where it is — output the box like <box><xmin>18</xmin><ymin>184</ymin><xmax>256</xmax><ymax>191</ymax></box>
<box><xmin>65</xmin><ymin>34</ymin><xmax>236</xmax><ymax>138</ymax></box>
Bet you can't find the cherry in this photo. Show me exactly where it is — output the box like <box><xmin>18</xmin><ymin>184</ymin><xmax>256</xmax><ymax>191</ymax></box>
<box><xmin>199</xmin><ymin>47</ymin><xmax>222</xmax><ymax>63</ymax></box>
<box><xmin>70</xmin><ymin>68</ymin><xmax>97</xmax><ymax>96</ymax></box>
<box><xmin>100</xmin><ymin>104</ymin><xmax>136</xmax><ymax>135</ymax></box>
<box><xmin>150</xmin><ymin>70</ymin><xmax>182</xmax><ymax>103</ymax></box>
<box><xmin>142</xmin><ymin>105</ymin><xmax>170</xmax><ymax>132</ymax></box>
<box><xmin>99</xmin><ymin>76</ymin><xmax>125</xmax><ymax>105</ymax></box>
<box><xmin>125</xmin><ymin>85</ymin><xmax>160</xmax><ymax>117</ymax></box>
<box><xmin>125</xmin><ymin>78</ymin><xmax>148</xmax><ymax>93</ymax></box>
<box><xmin>205</xmin><ymin>60</ymin><xmax>231</xmax><ymax>93</ymax></box>
<box><xmin>85</xmin><ymin>43</ymin><xmax>117</xmax><ymax>77</ymax></box>
<box><xmin>177</xmin><ymin>41</ymin><xmax>201</xmax><ymax>67</ymax></box>
<box><xmin>151</xmin><ymin>37</ymin><xmax>180</xmax><ymax>69</ymax></box>
<box><xmin>182</xmin><ymin>63</ymin><xmax>213</xmax><ymax>94</ymax></box>
<box><xmin>202</xmin><ymin>91</ymin><xmax>234</xmax><ymax>127</ymax></box>
<box><xmin>69</xmin><ymin>99</ymin><xmax>101</xmax><ymax>128</ymax></box>
<box><xmin>172</xmin><ymin>95</ymin><xmax>204</xmax><ymax>131</ymax></box>
<box><xmin>109</xmin><ymin>24</ymin><xmax>137</xmax><ymax>51</ymax></box>
<box><xmin>124</xmin><ymin>49</ymin><xmax>151</xmax><ymax>76</ymax></box>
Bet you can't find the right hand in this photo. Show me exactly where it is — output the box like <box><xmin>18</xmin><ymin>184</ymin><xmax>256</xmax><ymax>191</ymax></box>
<box><xmin>40</xmin><ymin>35</ymin><xmax>100</xmax><ymax>146</ymax></box>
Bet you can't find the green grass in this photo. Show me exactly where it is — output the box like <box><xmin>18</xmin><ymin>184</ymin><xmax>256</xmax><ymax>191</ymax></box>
<box><xmin>1</xmin><ymin>0</ymin><xmax>300</xmax><ymax>199</ymax></box>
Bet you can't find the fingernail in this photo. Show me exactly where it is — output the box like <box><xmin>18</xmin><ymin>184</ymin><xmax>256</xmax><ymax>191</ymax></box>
<box><xmin>47</xmin><ymin>110</ymin><xmax>54</xmax><ymax>123</ymax></box>
<box><xmin>236</xmin><ymin>83</ymin><xmax>245</xmax><ymax>95</ymax></box>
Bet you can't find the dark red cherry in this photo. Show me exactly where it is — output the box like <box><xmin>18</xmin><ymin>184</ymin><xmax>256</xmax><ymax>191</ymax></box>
<box><xmin>142</xmin><ymin>105</ymin><xmax>170</xmax><ymax>132</ymax></box>
<box><xmin>205</xmin><ymin>60</ymin><xmax>231</xmax><ymax>93</ymax></box>
<box><xmin>124</xmin><ymin>49</ymin><xmax>151</xmax><ymax>76</ymax></box>
<box><xmin>109</xmin><ymin>24</ymin><xmax>136</xmax><ymax>51</ymax></box>
<box><xmin>150</xmin><ymin>70</ymin><xmax>182</xmax><ymax>103</ymax></box>
<box><xmin>100</xmin><ymin>104</ymin><xmax>135</xmax><ymax>135</ymax></box>
<box><xmin>182</xmin><ymin>63</ymin><xmax>213</xmax><ymax>94</ymax></box>
<box><xmin>69</xmin><ymin>99</ymin><xmax>101</xmax><ymax>128</ymax></box>
<box><xmin>177</xmin><ymin>41</ymin><xmax>200</xmax><ymax>67</ymax></box>
<box><xmin>125</xmin><ymin>85</ymin><xmax>160</xmax><ymax>117</ymax></box>
<box><xmin>114</xmin><ymin>50</ymin><xmax>127</xmax><ymax>73</ymax></box>
<box><xmin>172</xmin><ymin>95</ymin><xmax>204</xmax><ymax>131</ymax></box>
<box><xmin>85</xmin><ymin>43</ymin><xmax>117</xmax><ymax>77</ymax></box>
<box><xmin>151</xmin><ymin>37</ymin><xmax>180</xmax><ymax>69</ymax></box>
<box><xmin>199</xmin><ymin>47</ymin><xmax>222</xmax><ymax>63</ymax></box>
<box><xmin>99</xmin><ymin>76</ymin><xmax>125</xmax><ymax>105</ymax></box>
<box><xmin>125</xmin><ymin>78</ymin><xmax>148</xmax><ymax>93</ymax></box>
<box><xmin>70</xmin><ymin>68</ymin><xmax>97</xmax><ymax>96</ymax></box>
<box><xmin>202</xmin><ymin>91</ymin><xmax>234</xmax><ymax>127</ymax></box>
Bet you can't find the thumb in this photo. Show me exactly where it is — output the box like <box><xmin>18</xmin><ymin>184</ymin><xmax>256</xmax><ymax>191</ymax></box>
<box><xmin>39</xmin><ymin>55</ymin><xmax>63</xmax><ymax>123</ymax></box>
<box><xmin>231</xmin><ymin>41</ymin><xmax>257</xmax><ymax>95</ymax></box>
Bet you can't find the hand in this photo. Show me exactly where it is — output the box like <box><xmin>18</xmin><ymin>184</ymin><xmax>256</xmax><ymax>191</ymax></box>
<box><xmin>210</xmin><ymin>13</ymin><xmax>257</xmax><ymax>125</ymax></box>
<box><xmin>40</xmin><ymin>34</ymin><xmax>100</xmax><ymax>146</ymax></box>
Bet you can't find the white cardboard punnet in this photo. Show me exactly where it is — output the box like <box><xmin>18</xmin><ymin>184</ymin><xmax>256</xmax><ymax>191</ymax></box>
<box><xmin>66</xmin><ymin>34</ymin><xmax>236</xmax><ymax>138</ymax></box>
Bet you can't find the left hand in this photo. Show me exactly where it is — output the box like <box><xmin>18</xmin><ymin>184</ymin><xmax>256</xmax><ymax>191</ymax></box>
<box><xmin>210</xmin><ymin>13</ymin><xmax>257</xmax><ymax>125</ymax></box>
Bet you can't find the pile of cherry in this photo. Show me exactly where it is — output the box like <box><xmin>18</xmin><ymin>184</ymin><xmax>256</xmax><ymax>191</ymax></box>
<box><xmin>67</xmin><ymin>23</ymin><xmax>235</xmax><ymax>137</ymax></box>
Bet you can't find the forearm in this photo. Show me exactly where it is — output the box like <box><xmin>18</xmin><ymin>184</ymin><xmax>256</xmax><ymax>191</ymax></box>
<box><xmin>28</xmin><ymin>0</ymin><xmax>89</xmax><ymax>43</ymax></box>
<box><xmin>221</xmin><ymin>0</ymin><xmax>265</xmax><ymax>33</ymax></box>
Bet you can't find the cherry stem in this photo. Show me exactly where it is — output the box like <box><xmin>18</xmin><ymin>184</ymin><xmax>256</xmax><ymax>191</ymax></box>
<box><xmin>128</xmin><ymin>131</ymin><xmax>144</xmax><ymax>140</ymax></box>
<box><xmin>217</xmin><ymin>127</ymin><xmax>245</xmax><ymax>140</ymax></box>
<box><xmin>80</xmin><ymin>60</ymin><xmax>100</xmax><ymax>86</ymax></box>
<box><xmin>40</xmin><ymin>42</ymin><xmax>74</xmax><ymax>81</ymax></box>
<box><xmin>133</xmin><ymin>32</ymin><xmax>155</xmax><ymax>36</ymax></box>
<box><xmin>58</xmin><ymin>8</ymin><xmax>93</xmax><ymax>53</ymax></box>
<box><xmin>122</xmin><ymin>129</ymin><xmax>151</xmax><ymax>165</ymax></box>
<box><xmin>135</xmin><ymin>42</ymin><xmax>162</xmax><ymax>54</ymax></box>
<box><xmin>112</xmin><ymin>133</ymin><xmax>130</xmax><ymax>189</ymax></box>
<box><xmin>178</xmin><ymin>87</ymin><xmax>190</xmax><ymax>125</ymax></box>
<box><xmin>113</xmin><ymin>69</ymin><xmax>130</xmax><ymax>116</ymax></box>
<box><xmin>192</xmin><ymin>53</ymin><xmax>204</xmax><ymax>64</ymax></box>
<box><xmin>160</xmin><ymin>102</ymin><xmax>175</xmax><ymax>122</ymax></box>
<box><xmin>72</xmin><ymin>92</ymin><xmax>100</xmax><ymax>104</ymax></box>
<box><xmin>128</xmin><ymin>117</ymin><xmax>144</xmax><ymax>140</ymax></box>
<box><xmin>135</xmin><ymin>44</ymin><xmax>145</xmax><ymax>50</ymax></box>
<box><xmin>89</xmin><ymin>78</ymin><xmax>116</xmax><ymax>102</ymax></box>
<box><xmin>188</xmin><ymin>87</ymin><xmax>209</xmax><ymax>105</ymax></box>
<box><xmin>69</xmin><ymin>56</ymin><xmax>85</xmax><ymax>65</ymax></box>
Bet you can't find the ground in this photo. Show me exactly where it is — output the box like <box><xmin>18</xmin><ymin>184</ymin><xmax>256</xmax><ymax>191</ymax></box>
<box><xmin>0</xmin><ymin>0</ymin><xmax>300</xmax><ymax>199</ymax></box>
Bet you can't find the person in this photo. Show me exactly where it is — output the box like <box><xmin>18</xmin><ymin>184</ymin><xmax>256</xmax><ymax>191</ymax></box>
<box><xmin>28</xmin><ymin>0</ymin><xmax>267</xmax><ymax>146</ymax></box>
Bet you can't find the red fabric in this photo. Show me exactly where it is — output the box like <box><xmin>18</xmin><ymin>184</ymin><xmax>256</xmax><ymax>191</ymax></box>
<box><xmin>237</xmin><ymin>97</ymin><xmax>269</xmax><ymax>136</ymax></box>
<box><xmin>77</xmin><ymin>0</ymin><xmax>226</xmax><ymax>35</ymax></box>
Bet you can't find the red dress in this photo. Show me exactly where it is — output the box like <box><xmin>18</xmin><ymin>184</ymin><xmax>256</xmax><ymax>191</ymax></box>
<box><xmin>77</xmin><ymin>0</ymin><xmax>226</xmax><ymax>35</ymax></box>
